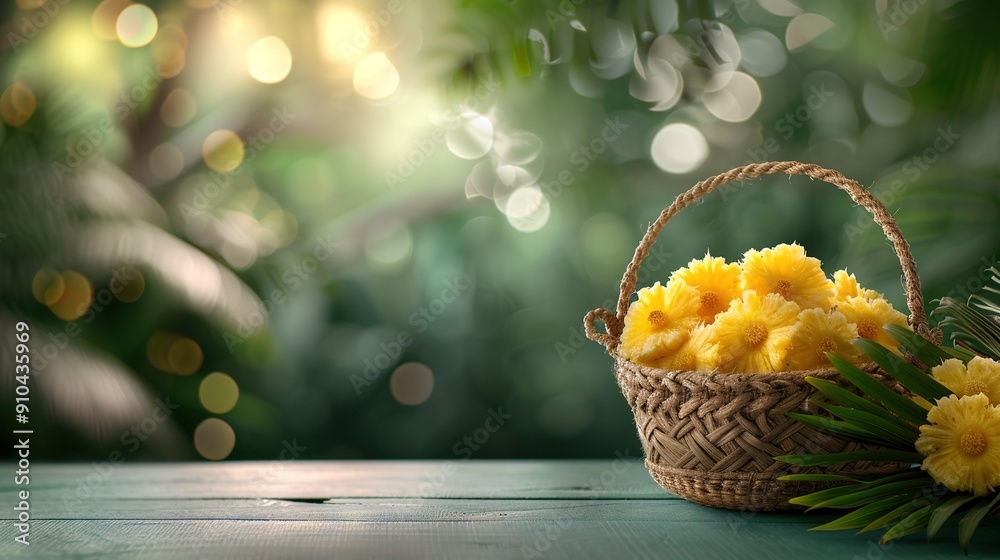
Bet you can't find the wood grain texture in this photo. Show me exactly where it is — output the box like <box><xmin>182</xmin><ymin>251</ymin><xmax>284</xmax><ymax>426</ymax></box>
<box><xmin>0</xmin><ymin>461</ymin><xmax>994</xmax><ymax>559</ymax></box>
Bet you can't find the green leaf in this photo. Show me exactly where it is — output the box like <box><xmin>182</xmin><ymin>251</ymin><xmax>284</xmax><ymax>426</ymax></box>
<box><xmin>958</xmin><ymin>493</ymin><xmax>1000</xmax><ymax>554</ymax></box>
<box><xmin>941</xmin><ymin>346</ymin><xmax>978</xmax><ymax>362</ymax></box>
<box><xmin>934</xmin><ymin>297</ymin><xmax>1000</xmax><ymax>359</ymax></box>
<box><xmin>853</xmin><ymin>339</ymin><xmax>952</xmax><ymax>401</ymax></box>
<box><xmin>814</xmin><ymin>403</ymin><xmax>919</xmax><ymax>449</ymax></box>
<box><xmin>806</xmin><ymin>377</ymin><xmax>918</xmax><ymax>430</ymax></box>
<box><xmin>883</xmin><ymin>324</ymin><xmax>955</xmax><ymax>367</ymax></box>
<box><xmin>860</xmin><ymin>500</ymin><xmax>927</xmax><ymax>534</ymax></box>
<box><xmin>881</xmin><ymin>503</ymin><xmax>936</xmax><ymax>542</ymax></box>
<box><xmin>808</xmin><ymin>479</ymin><xmax>937</xmax><ymax>511</ymax></box>
<box><xmin>776</xmin><ymin>450</ymin><xmax>923</xmax><ymax>467</ymax></box>
<box><xmin>778</xmin><ymin>473</ymin><xmax>866</xmax><ymax>483</ymax></box>
<box><xmin>927</xmin><ymin>495</ymin><xmax>975</xmax><ymax>542</ymax></box>
<box><xmin>810</xmin><ymin>495</ymin><xmax>915</xmax><ymax>531</ymax></box>
<box><xmin>827</xmin><ymin>355</ymin><xmax>928</xmax><ymax>426</ymax></box>
<box><xmin>788</xmin><ymin>470</ymin><xmax>925</xmax><ymax>508</ymax></box>
<box><xmin>784</xmin><ymin>412</ymin><xmax>888</xmax><ymax>447</ymax></box>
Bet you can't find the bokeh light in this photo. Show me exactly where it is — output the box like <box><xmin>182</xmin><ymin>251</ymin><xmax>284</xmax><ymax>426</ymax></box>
<box><xmin>0</xmin><ymin>82</ymin><xmax>37</xmax><ymax>127</ymax></box>
<box><xmin>149</xmin><ymin>142</ymin><xmax>185</xmax><ymax>181</ymax></box>
<box><xmin>160</xmin><ymin>88</ymin><xmax>197</xmax><ymax>127</ymax></box>
<box><xmin>111</xmin><ymin>266</ymin><xmax>145</xmax><ymax>303</ymax></box>
<box><xmin>91</xmin><ymin>0</ymin><xmax>133</xmax><ymax>41</ymax></box>
<box><xmin>167</xmin><ymin>337</ymin><xmax>203</xmax><ymax>375</ymax></box>
<box><xmin>785</xmin><ymin>13</ymin><xmax>834</xmax><ymax>51</ymax></box>
<box><xmin>446</xmin><ymin>112</ymin><xmax>494</xmax><ymax>160</ymax></box>
<box><xmin>199</xmin><ymin>372</ymin><xmax>240</xmax><ymax>414</ymax></box>
<box><xmin>147</xmin><ymin>331</ymin><xmax>181</xmax><ymax>372</ymax></box>
<box><xmin>703</xmin><ymin>71</ymin><xmax>762</xmax><ymax>122</ymax></box>
<box><xmin>650</xmin><ymin>123</ymin><xmax>709</xmax><ymax>174</ymax></box>
<box><xmin>48</xmin><ymin>271</ymin><xmax>94</xmax><ymax>322</ymax></box>
<box><xmin>317</xmin><ymin>4</ymin><xmax>367</xmax><ymax>63</ymax></box>
<box><xmin>352</xmin><ymin>52</ymin><xmax>399</xmax><ymax>100</ymax></box>
<box><xmin>389</xmin><ymin>362</ymin><xmax>434</xmax><ymax>406</ymax></box>
<box><xmin>247</xmin><ymin>36</ymin><xmax>293</xmax><ymax>84</ymax></box>
<box><xmin>504</xmin><ymin>186</ymin><xmax>550</xmax><ymax>232</ymax></box>
<box><xmin>116</xmin><ymin>4</ymin><xmax>159</xmax><ymax>48</ymax></box>
<box><xmin>202</xmin><ymin>130</ymin><xmax>245</xmax><ymax>173</ymax></box>
<box><xmin>31</xmin><ymin>268</ymin><xmax>65</xmax><ymax>306</ymax></box>
<box><xmin>194</xmin><ymin>418</ymin><xmax>236</xmax><ymax>460</ymax></box>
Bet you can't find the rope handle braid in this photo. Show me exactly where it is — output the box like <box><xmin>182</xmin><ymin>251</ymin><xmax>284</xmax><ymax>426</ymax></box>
<box><xmin>583</xmin><ymin>161</ymin><xmax>943</xmax><ymax>354</ymax></box>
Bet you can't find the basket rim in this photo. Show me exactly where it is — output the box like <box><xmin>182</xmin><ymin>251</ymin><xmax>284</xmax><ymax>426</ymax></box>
<box><xmin>613</xmin><ymin>353</ymin><xmax>885</xmax><ymax>386</ymax></box>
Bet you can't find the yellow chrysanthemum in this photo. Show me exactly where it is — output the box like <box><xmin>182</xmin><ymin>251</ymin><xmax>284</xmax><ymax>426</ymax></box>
<box><xmin>835</xmin><ymin>296</ymin><xmax>909</xmax><ymax>354</ymax></box>
<box><xmin>930</xmin><ymin>357</ymin><xmax>1000</xmax><ymax>406</ymax></box>
<box><xmin>740</xmin><ymin>243</ymin><xmax>834</xmax><ymax>310</ymax></box>
<box><xmin>671</xmin><ymin>253</ymin><xmax>742</xmax><ymax>324</ymax></box>
<box><xmin>713</xmin><ymin>290</ymin><xmax>801</xmax><ymax>373</ymax></box>
<box><xmin>653</xmin><ymin>324</ymin><xmax>722</xmax><ymax>371</ymax></box>
<box><xmin>785</xmin><ymin>309</ymin><xmax>861</xmax><ymax>370</ymax></box>
<box><xmin>619</xmin><ymin>280</ymin><xmax>701</xmax><ymax>366</ymax></box>
<box><xmin>832</xmin><ymin>269</ymin><xmax>882</xmax><ymax>301</ymax></box>
<box><xmin>916</xmin><ymin>394</ymin><xmax>1000</xmax><ymax>496</ymax></box>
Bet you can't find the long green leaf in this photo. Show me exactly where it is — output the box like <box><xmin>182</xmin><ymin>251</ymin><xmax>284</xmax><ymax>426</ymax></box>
<box><xmin>815</xmin><ymin>403</ymin><xmax>919</xmax><ymax>449</ymax></box>
<box><xmin>809</xmin><ymin>479</ymin><xmax>937</xmax><ymax>511</ymax></box>
<box><xmin>927</xmin><ymin>495</ymin><xmax>975</xmax><ymax>542</ymax></box>
<box><xmin>854</xmin><ymin>339</ymin><xmax>952</xmax><ymax>401</ymax></box>
<box><xmin>784</xmin><ymin>412</ymin><xmax>888</xmax><ymax>447</ymax></box>
<box><xmin>942</xmin><ymin>346</ymin><xmax>979</xmax><ymax>362</ymax></box>
<box><xmin>811</xmin><ymin>495</ymin><xmax>914</xmax><ymax>531</ymax></box>
<box><xmin>778</xmin><ymin>473</ymin><xmax>865</xmax><ymax>483</ymax></box>
<box><xmin>934</xmin><ymin>297</ymin><xmax>1000</xmax><ymax>358</ymax></box>
<box><xmin>776</xmin><ymin>450</ymin><xmax>923</xmax><ymax>467</ymax></box>
<box><xmin>827</xmin><ymin>355</ymin><xmax>928</xmax><ymax>425</ymax></box>
<box><xmin>958</xmin><ymin>493</ymin><xmax>1000</xmax><ymax>554</ymax></box>
<box><xmin>806</xmin><ymin>377</ymin><xmax>918</xmax><ymax>431</ymax></box>
<box><xmin>860</xmin><ymin>500</ymin><xmax>927</xmax><ymax>534</ymax></box>
<box><xmin>881</xmin><ymin>503</ymin><xmax>936</xmax><ymax>542</ymax></box>
<box><xmin>788</xmin><ymin>470</ymin><xmax>927</xmax><ymax>508</ymax></box>
<box><xmin>883</xmin><ymin>324</ymin><xmax>955</xmax><ymax>368</ymax></box>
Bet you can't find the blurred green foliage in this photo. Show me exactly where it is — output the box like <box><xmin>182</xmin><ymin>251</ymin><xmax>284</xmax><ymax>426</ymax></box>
<box><xmin>0</xmin><ymin>0</ymin><xmax>998</xmax><ymax>462</ymax></box>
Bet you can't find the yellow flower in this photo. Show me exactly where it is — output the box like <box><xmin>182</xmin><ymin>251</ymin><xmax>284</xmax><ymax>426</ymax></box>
<box><xmin>832</xmin><ymin>269</ymin><xmax>882</xmax><ymax>301</ymax></box>
<box><xmin>619</xmin><ymin>280</ymin><xmax>701</xmax><ymax>366</ymax></box>
<box><xmin>785</xmin><ymin>309</ymin><xmax>861</xmax><ymax>370</ymax></box>
<box><xmin>835</xmin><ymin>296</ymin><xmax>909</xmax><ymax>354</ymax></box>
<box><xmin>916</xmin><ymin>394</ymin><xmax>1000</xmax><ymax>496</ymax></box>
<box><xmin>713</xmin><ymin>290</ymin><xmax>801</xmax><ymax>373</ymax></box>
<box><xmin>930</xmin><ymin>357</ymin><xmax>1000</xmax><ymax>406</ymax></box>
<box><xmin>654</xmin><ymin>324</ymin><xmax>722</xmax><ymax>371</ymax></box>
<box><xmin>740</xmin><ymin>243</ymin><xmax>834</xmax><ymax>310</ymax></box>
<box><xmin>671</xmin><ymin>252</ymin><xmax>742</xmax><ymax>324</ymax></box>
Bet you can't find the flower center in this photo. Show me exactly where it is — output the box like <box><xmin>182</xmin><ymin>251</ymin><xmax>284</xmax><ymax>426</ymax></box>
<box><xmin>856</xmin><ymin>318</ymin><xmax>880</xmax><ymax>340</ymax></box>
<box><xmin>700</xmin><ymin>291</ymin><xmax>721</xmax><ymax>312</ymax></box>
<box><xmin>647</xmin><ymin>310</ymin><xmax>668</xmax><ymax>328</ymax></box>
<box><xmin>965</xmin><ymin>380</ymin><xmax>990</xmax><ymax>398</ymax></box>
<box><xmin>774</xmin><ymin>280</ymin><xmax>794</xmax><ymax>301</ymax></box>
<box><xmin>815</xmin><ymin>337</ymin><xmax>837</xmax><ymax>359</ymax></box>
<box><xmin>960</xmin><ymin>430</ymin><xmax>987</xmax><ymax>457</ymax></box>
<box><xmin>744</xmin><ymin>324</ymin><xmax>768</xmax><ymax>346</ymax></box>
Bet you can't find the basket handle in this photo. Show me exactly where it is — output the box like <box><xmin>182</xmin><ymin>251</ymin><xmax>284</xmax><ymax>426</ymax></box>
<box><xmin>584</xmin><ymin>161</ymin><xmax>942</xmax><ymax>353</ymax></box>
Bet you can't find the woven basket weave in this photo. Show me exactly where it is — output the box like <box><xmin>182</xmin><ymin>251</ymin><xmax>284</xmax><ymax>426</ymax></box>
<box><xmin>583</xmin><ymin>161</ymin><xmax>942</xmax><ymax>511</ymax></box>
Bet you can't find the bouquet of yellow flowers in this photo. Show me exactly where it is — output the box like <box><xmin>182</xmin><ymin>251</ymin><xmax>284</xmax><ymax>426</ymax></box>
<box><xmin>620</xmin><ymin>243</ymin><xmax>909</xmax><ymax>373</ymax></box>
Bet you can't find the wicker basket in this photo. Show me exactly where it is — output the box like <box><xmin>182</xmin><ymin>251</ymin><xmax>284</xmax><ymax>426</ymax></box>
<box><xmin>583</xmin><ymin>161</ymin><xmax>942</xmax><ymax>511</ymax></box>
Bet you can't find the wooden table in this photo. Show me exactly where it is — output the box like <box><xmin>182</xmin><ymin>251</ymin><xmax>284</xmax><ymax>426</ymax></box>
<box><xmin>0</xmin><ymin>460</ymin><xmax>995</xmax><ymax>558</ymax></box>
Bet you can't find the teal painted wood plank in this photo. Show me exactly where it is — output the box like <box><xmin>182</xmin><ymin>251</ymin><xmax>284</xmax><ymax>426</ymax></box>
<box><xmin>0</xmin><ymin>519</ymin><xmax>992</xmax><ymax>560</ymax></box>
<box><xmin>0</xmin><ymin>459</ymin><xmax>666</xmax><ymax>501</ymax></box>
